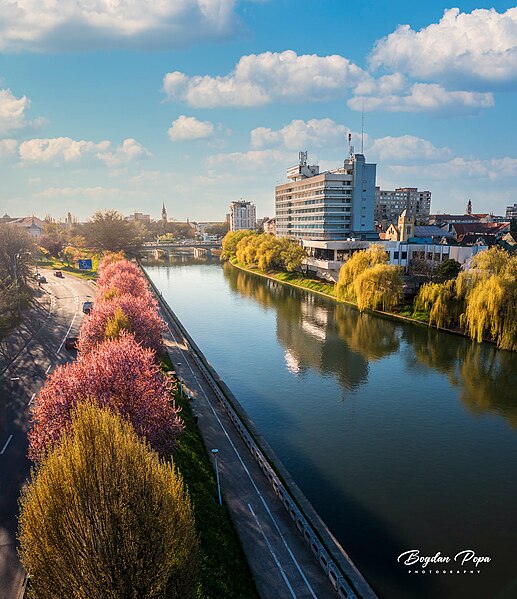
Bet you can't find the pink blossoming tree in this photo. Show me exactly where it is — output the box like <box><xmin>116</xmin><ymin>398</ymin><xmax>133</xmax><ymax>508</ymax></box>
<box><xmin>29</xmin><ymin>333</ymin><xmax>182</xmax><ymax>461</ymax></box>
<box><xmin>79</xmin><ymin>292</ymin><xmax>164</xmax><ymax>355</ymax></box>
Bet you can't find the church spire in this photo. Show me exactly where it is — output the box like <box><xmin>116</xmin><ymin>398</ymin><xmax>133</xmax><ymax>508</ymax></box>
<box><xmin>161</xmin><ymin>203</ymin><xmax>168</xmax><ymax>223</ymax></box>
<box><xmin>466</xmin><ymin>199</ymin><xmax>472</xmax><ymax>216</ymax></box>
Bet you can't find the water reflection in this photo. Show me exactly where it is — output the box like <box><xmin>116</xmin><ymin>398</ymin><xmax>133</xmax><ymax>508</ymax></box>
<box><xmin>223</xmin><ymin>262</ymin><xmax>517</xmax><ymax>427</ymax></box>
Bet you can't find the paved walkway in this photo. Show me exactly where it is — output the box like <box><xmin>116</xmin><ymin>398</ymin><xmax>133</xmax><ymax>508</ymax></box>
<box><xmin>162</xmin><ymin>317</ymin><xmax>339</xmax><ymax>599</ymax></box>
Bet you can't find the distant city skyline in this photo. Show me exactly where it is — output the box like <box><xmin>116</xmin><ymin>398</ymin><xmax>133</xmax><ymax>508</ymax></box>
<box><xmin>0</xmin><ymin>1</ymin><xmax>516</xmax><ymax>220</ymax></box>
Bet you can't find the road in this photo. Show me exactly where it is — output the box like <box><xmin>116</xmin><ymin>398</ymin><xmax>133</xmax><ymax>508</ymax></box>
<box><xmin>0</xmin><ymin>272</ymin><xmax>94</xmax><ymax>599</ymax></box>
<box><xmin>162</xmin><ymin>316</ymin><xmax>346</xmax><ymax>599</ymax></box>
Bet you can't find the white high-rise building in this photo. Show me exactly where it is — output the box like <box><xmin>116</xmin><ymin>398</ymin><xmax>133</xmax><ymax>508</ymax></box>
<box><xmin>275</xmin><ymin>150</ymin><xmax>377</xmax><ymax>241</ymax></box>
<box><xmin>230</xmin><ymin>201</ymin><xmax>256</xmax><ymax>231</ymax></box>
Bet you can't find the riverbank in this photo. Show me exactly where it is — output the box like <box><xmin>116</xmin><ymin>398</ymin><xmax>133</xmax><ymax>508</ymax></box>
<box><xmin>229</xmin><ymin>259</ymin><xmax>484</xmax><ymax>343</ymax></box>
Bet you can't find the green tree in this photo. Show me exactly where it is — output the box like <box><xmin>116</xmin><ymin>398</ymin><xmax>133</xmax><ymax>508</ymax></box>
<box><xmin>221</xmin><ymin>230</ymin><xmax>255</xmax><ymax>260</ymax></box>
<box><xmin>435</xmin><ymin>258</ymin><xmax>462</xmax><ymax>282</ymax></box>
<box><xmin>83</xmin><ymin>210</ymin><xmax>144</xmax><ymax>254</ymax></box>
<box><xmin>415</xmin><ymin>280</ymin><xmax>462</xmax><ymax>329</ymax></box>
<box><xmin>205</xmin><ymin>222</ymin><xmax>229</xmax><ymax>237</ymax></box>
<box><xmin>104</xmin><ymin>306</ymin><xmax>130</xmax><ymax>340</ymax></box>
<box><xmin>19</xmin><ymin>403</ymin><xmax>198</xmax><ymax>599</ymax></box>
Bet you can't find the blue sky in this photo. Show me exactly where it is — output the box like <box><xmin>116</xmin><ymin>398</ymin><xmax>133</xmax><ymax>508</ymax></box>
<box><xmin>0</xmin><ymin>1</ymin><xmax>516</xmax><ymax>222</ymax></box>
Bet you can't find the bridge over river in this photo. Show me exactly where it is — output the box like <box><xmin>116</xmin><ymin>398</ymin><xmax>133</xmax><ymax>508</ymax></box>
<box><xmin>142</xmin><ymin>241</ymin><xmax>222</xmax><ymax>259</ymax></box>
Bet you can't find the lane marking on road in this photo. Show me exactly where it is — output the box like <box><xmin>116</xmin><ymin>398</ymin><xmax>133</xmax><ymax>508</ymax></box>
<box><xmin>56</xmin><ymin>310</ymin><xmax>78</xmax><ymax>354</ymax></box>
<box><xmin>248</xmin><ymin>502</ymin><xmax>297</xmax><ymax>599</ymax></box>
<box><xmin>28</xmin><ymin>393</ymin><xmax>36</xmax><ymax>405</ymax></box>
<box><xmin>1</xmin><ymin>435</ymin><xmax>13</xmax><ymax>455</ymax></box>
<box><xmin>10</xmin><ymin>377</ymin><xmax>20</xmax><ymax>381</ymax></box>
<box><xmin>45</xmin><ymin>365</ymin><xmax>52</xmax><ymax>374</ymax></box>
<box><xmin>164</xmin><ymin>321</ymin><xmax>318</xmax><ymax>598</ymax></box>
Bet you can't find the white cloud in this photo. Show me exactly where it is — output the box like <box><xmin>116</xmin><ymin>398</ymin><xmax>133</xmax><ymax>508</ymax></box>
<box><xmin>18</xmin><ymin>136</ymin><xmax>150</xmax><ymax>166</ymax></box>
<box><xmin>251</xmin><ymin>118</ymin><xmax>348</xmax><ymax>150</ymax></box>
<box><xmin>248</xmin><ymin>118</ymin><xmax>450</xmax><ymax>163</ymax></box>
<box><xmin>168</xmin><ymin>115</ymin><xmax>215</xmax><ymax>141</ymax></box>
<box><xmin>348</xmin><ymin>83</ymin><xmax>494</xmax><ymax>114</ymax></box>
<box><xmin>163</xmin><ymin>50</ymin><xmax>367</xmax><ymax>107</ymax></box>
<box><xmin>370</xmin><ymin>7</ymin><xmax>517</xmax><ymax>87</ymax></box>
<box><xmin>0</xmin><ymin>0</ymin><xmax>239</xmax><ymax>52</ymax></box>
<box><xmin>368</xmin><ymin>135</ymin><xmax>452</xmax><ymax>162</ymax></box>
<box><xmin>97</xmin><ymin>138</ymin><xmax>151</xmax><ymax>167</ymax></box>
<box><xmin>0</xmin><ymin>89</ymin><xmax>45</xmax><ymax>135</ymax></box>
<box><xmin>19</xmin><ymin>137</ymin><xmax>110</xmax><ymax>163</ymax></box>
<box><xmin>207</xmin><ymin>148</ymin><xmax>291</xmax><ymax>170</ymax></box>
<box><xmin>388</xmin><ymin>157</ymin><xmax>517</xmax><ymax>182</ymax></box>
<box><xmin>0</xmin><ymin>139</ymin><xmax>18</xmax><ymax>160</ymax></box>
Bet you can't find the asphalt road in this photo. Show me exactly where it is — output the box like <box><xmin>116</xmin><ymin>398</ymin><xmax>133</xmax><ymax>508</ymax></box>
<box><xmin>0</xmin><ymin>271</ymin><xmax>94</xmax><ymax>599</ymax></box>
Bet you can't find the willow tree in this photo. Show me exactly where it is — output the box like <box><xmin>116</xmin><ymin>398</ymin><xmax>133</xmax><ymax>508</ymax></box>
<box><xmin>336</xmin><ymin>244</ymin><xmax>388</xmax><ymax>301</ymax></box>
<box><xmin>415</xmin><ymin>280</ymin><xmax>461</xmax><ymax>329</ymax></box>
<box><xmin>20</xmin><ymin>403</ymin><xmax>198</xmax><ymax>599</ymax></box>
<box><xmin>471</xmin><ymin>246</ymin><xmax>509</xmax><ymax>275</ymax></box>
<box><xmin>462</xmin><ymin>272</ymin><xmax>517</xmax><ymax>350</ymax></box>
<box><xmin>353</xmin><ymin>263</ymin><xmax>403</xmax><ymax>312</ymax></box>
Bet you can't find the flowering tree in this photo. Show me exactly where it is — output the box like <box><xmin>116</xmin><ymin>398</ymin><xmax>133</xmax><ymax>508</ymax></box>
<box><xmin>20</xmin><ymin>404</ymin><xmax>197</xmax><ymax>599</ymax></box>
<box><xmin>79</xmin><ymin>292</ymin><xmax>164</xmax><ymax>355</ymax></box>
<box><xmin>29</xmin><ymin>333</ymin><xmax>182</xmax><ymax>460</ymax></box>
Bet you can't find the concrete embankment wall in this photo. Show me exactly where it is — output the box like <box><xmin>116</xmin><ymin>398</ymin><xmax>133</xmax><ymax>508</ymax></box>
<box><xmin>140</xmin><ymin>263</ymin><xmax>377</xmax><ymax>599</ymax></box>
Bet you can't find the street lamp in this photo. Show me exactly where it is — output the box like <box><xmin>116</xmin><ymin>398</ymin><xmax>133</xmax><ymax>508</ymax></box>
<box><xmin>211</xmin><ymin>448</ymin><xmax>222</xmax><ymax>506</ymax></box>
<box><xmin>176</xmin><ymin>362</ymin><xmax>183</xmax><ymax>398</ymax></box>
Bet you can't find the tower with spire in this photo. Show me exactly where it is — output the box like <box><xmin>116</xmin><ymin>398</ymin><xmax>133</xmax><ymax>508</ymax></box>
<box><xmin>466</xmin><ymin>199</ymin><xmax>472</xmax><ymax>216</ymax></box>
<box><xmin>161</xmin><ymin>203</ymin><xmax>168</xmax><ymax>225</ymax></box>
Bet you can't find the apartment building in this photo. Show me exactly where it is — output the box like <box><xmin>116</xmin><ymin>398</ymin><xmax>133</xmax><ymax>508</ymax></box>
<box><xmin>375</xmin><ymin>187</ymin><xmax>431</xmax><ymax>228</ymax></box>
<box><xmin>229</xmin><ymin>200</ymin><xmax>256</xmax><ymax>231</ymax></box>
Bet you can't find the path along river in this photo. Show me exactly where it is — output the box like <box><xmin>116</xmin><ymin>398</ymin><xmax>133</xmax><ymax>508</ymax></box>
<box><xmin>145</xmin><ymin>257</ymin><xmax>517</xmax><ymax>599</ymax></box>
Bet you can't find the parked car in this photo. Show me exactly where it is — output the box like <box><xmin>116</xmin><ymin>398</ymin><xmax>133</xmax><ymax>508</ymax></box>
<box><xmin>64</xmin><ymin>337</ymin><xmax>79</xmax><ymax>350</ymax></box>
<box><xmin>54</xmin><ymin>271</ymin><xmax>64</xmax><ymax>278</ymax></box>
<box><xmin>38</xmin><ymin>276</ymin><xmax>47</xmax><ymax>283</ymax></box>
<box><xmin>82</xmin><ymin>301</ymin><xmax>93</xmax><ymax>314</ymax></box>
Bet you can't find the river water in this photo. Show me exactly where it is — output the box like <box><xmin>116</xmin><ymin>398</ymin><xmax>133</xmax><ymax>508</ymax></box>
<box><xmin>145</xmin><ymin>257</ymin><xmax>517</xmax><ymax>599</ymax></box>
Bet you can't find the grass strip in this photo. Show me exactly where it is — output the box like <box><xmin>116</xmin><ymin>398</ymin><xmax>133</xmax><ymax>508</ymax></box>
<box><xmin>162</xmin><ymin>354</ymin><xmax>259</xmax><ymax>599</ymax></box>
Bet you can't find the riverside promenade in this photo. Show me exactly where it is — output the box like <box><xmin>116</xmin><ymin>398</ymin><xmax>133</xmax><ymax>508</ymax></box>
<box><xmin>144</xmin><ymin>269</ymin><xmax>377</xmax><ymax>599</ymax></box>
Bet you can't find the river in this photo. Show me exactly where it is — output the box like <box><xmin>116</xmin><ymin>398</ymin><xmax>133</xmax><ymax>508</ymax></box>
<box><xmin>145</xmin><ymin>256</ymin><xmax>517</xmax><ymax>599</ymax></box>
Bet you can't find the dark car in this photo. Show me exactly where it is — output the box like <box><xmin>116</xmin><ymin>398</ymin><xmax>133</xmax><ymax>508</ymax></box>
<box><xmin>54</xmin><ymin>271</ymin><xmax>64</xmax><ymax>278</ymax></box>
<box><xmin>64</xmin><ymin>337</ymin><xmax>79</xmax><ymax>351</ymax></box>
<box><xmin>38</xmin><ymin>275</ymin><xmax>47</xmax><ymax>283</ymax></box>
<box><xmin>82</xmin><ymin>301</ymin><xmax>93</xmax><ymax>314</ymax></box>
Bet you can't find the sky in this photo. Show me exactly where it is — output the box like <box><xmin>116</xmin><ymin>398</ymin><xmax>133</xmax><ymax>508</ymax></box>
<box><xmin>0</xmin><ymin>0</ymin><xmax>516</xmax><ymax>222</ymax></box>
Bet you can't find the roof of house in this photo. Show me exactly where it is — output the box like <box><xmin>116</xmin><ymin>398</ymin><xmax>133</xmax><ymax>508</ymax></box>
<box><xmin>451</xmin><ymin>222</ymin><xmax>509</xmax><ymax>236</ymax></box>
<box><xmin>457</xmin><ymin>233</ymin><xmax>497</xmax><ymax>246</ymax></box>
<box><xmin>414</xmin><ymin>225</ymin><xmax>453</xmax><ymax>238</ymax></box>
<box><xmin>10</xmin><ymin>216</ymin><xmax>45</xmax><ymax>229</ymax></box>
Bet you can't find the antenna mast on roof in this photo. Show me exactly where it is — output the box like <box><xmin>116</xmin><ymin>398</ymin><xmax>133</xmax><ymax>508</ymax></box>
<box><xmin>361</xmin><ymin>97</ymin><xmax>365</xmax><ymax>154</ymax></box>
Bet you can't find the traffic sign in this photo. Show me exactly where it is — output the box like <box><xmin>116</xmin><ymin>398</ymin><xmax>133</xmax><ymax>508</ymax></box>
<box><xmin>78</xmin><ymin>259</ymin><xmax>93</xmax><ymax>270</ymax></box>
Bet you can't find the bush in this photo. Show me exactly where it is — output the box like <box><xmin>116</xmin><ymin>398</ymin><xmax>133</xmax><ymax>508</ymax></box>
<box><xmin>20</xmin><ymin>403</ymin><xmax>198</xmax><ymax>599</ymax></box>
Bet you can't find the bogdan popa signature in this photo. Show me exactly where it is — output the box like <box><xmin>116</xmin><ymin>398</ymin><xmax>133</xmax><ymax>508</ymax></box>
<box><xmin>398</xmin><ymin>550</ymin><xmax>491</xmax><ymax>574</ymax></box>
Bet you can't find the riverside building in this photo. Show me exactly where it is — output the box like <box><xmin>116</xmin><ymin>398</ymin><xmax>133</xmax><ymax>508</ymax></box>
<box><xmin>275</xmin><ymin>150</ymin><xmax>378</xmax><ymax>241</ymax></box>
<box><xmin>229</xmin><ymin>200</ymin><xmax>256</xmax><ymax>231</ymax></box>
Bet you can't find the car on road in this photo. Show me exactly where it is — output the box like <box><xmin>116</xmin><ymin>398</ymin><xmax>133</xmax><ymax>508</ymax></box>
<box><xmin>54</xmin><ymin>271</ymin><xmax>64</xmax><ymax>278</ymax></box>
<box><xmin>64</xmin><ymin>337</ymin><xmax>79</xmax><ymax>351</ymax></box>
<box><xmin>38</xmin><ymin>275</ymin><xmax>47</xmax><ymax>283</ymax></box>
<box><xmin>82</xmin><ymin>301</ymin><xmax>93</xmax><ymax>314</ymax></box>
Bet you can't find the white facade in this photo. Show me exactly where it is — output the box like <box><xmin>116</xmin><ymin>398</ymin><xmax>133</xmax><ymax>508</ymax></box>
<box><xmin>275</xmin><ymin>151</ymin><xmax>377</xmax><ymax>241</ymax></box>
<box><xmin>506</xmin><ymin>203</ymin><xmax>517</xmax><ymax>220</ymax></box>
<box><xmin>230</xmin><ymin>201</ymin><xmax>256</xmax><ymax>231</ymax></box>
<box><xmin>302</xmin><ymin>239</ymin><xmax>487</xmax><ymax>281</ymax></box>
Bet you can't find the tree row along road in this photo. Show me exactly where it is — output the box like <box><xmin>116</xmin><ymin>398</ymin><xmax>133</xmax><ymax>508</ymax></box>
<box><xmin>0</xmin><ymin>272</ymin><xmax>94</xmax><ymax>599</ymax></box>
<box><xmin>160</xmin><ymin>312</ymin><xmax>343</xmax><ymax>599</ymax></box>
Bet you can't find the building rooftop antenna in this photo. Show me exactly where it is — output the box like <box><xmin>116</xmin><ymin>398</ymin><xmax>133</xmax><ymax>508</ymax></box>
<box><xmin>361</xmin><ymin>98</ymin><xmax>365</xmax><ymax>155</ymax></box>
